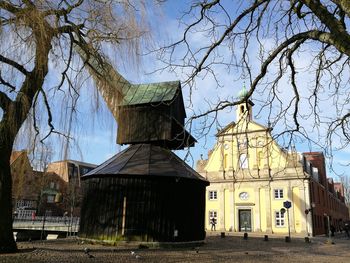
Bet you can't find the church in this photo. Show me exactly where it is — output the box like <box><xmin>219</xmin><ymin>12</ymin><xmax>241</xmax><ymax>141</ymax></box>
<box><xmin>196</xmin><ymin>89</ymin><xmax>348</xmax><ymax>236</ymax></box>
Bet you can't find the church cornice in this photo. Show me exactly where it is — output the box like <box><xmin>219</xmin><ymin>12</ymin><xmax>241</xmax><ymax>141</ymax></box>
<box><xmin>217</xmin><ymin>127</ymin><xmax>271</xmax><ymax>137</ymax></box>
<box><xmin>208</xmin><ymin>176</ymin><xmax>310</xmax><ymax>184</ymax></box>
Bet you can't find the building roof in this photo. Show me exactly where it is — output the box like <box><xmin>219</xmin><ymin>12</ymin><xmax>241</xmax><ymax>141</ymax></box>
<box><xmin>216</xmin><ymin>119</ymin><xmax>268</xmax><ymax>137</ymax></box>
<box><xmin>119</xmin><ymin>81</ymin><xmax>180</xmax><ymax>106</ymax></box>
<box><xmin>238</xmin><ymin>86</ymin><xmax>248</xmax><ymax>98</ymax></box>
<box><xmin>49</xmin><ymin>159</ymin><xmax>97</xmax><ymax>167</ymax></box>
<box><xmin>303</xmin><ymin>152</ymin><xmax>324</xmax><ymax>156</ymax></box>
<box><xmin>82</xmin><ymin>144</ymin><xmax>209</xmax><ymax>184</ymax></box>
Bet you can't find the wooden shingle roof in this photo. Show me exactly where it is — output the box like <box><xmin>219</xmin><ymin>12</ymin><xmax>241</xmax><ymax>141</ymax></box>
<box><xmin>82</xmin><ymin>144</ymin><xmax>208</xmax><ymax>184</ymax></box>
<box><xmin>120</xmin><ymin>81</ymin><xmax>180</xmax><ymax>106</ymax></box>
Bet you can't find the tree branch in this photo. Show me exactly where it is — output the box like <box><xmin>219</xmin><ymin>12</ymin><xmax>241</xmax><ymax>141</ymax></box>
<box><xmin>286</xmin><ymin>39</ymin><xmax>306</xmax><ymax>132</ymax></box>
<box><xmin>0</xmin><ymin>91</ymin><xmax>12</xmax><ymax>111</ymax></box>
<box><xmin>331</xmin><ymin>0</ymin><xmax>350</xmax><ymax>18</ymax></box>
<box><xmin>300</xmin><ymin>0</ymin><xmax>350</xmax><ymax>55</ymax></box>
<box><xmin>39</xmin><ymin>89</ymin><xmax>55</xmax><ymax>143</ymax></box>
<box><xmin>189</xmin><ymin>0</ymin><xmax>269</xmax><ymax>79</ymax></box>
<box><xmin>0</xmin><ymin>72</ymin><xmax>16</xmax><ymax>91</ymax></box>
<box><xmin>43</xmin><ymin>0</ymin><xmax>84</xmax><ymax>17</ymax></box>
<box><xmin>0</xmin><ymin>55</ymin><xmax>29</xmax><ymax>75</ymax></box>
<box><xmin>55</xmin><ymin>23</ymin><xmax>84</xmax><ymax>35</ymax></box>
<box><xmin>0</xmin><ymin>1</ymin><xmax>21</xmax><ymax>14</ymax></box>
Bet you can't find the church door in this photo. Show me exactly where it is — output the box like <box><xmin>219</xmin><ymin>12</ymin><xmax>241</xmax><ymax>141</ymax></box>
<box><xmin>239</xmin><ymin>209</ymin><xmax>252</xmax><ymax>232</ymax></box>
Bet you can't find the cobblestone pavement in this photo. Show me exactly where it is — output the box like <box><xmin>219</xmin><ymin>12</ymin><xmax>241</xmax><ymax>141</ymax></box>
<box><xmin>1</xmin><ymin>232</ymin><xmax>350</xmax><ymax>263</ymax></box>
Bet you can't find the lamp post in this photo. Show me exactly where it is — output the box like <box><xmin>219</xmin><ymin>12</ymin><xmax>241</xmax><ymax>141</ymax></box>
<box><xmin>325</xmin><ymin>213</ymin><xmax>330</xmax><ymax>236</ymax></box>
<box><xmin>283</xmin><ymin>200</ymin><xmax>292</xmax><ymax>242</ymax></box>
<box><xmin>304</xmin><ymin>202</ymin><xmax>316</xmax><ymax>237</ymax></box>
<box><xmin>324</xmin><ymin>213</ymin><xmax>332</xmax><ymax>244</ymax></box>
<box><xmin>40</xmin><ymin>210</ymin><xmax>47</xmax><ymax>241</ymax></box>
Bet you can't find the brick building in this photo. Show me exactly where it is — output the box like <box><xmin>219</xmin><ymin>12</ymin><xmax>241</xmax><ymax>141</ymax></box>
<box><xmin>11</xmin><ymin>151</ymin><xmax>97</xmax><ymax>217</ymax></box>
<box><xmin>45</xmin><ymin>160</ymin><xmax>97</xmax><ymax>216</ymax></box>
<box><xmin>10</xmin><ymin>151</ymin><xmax>40</xmax><ymax>217</ymax></box>
<box><xmin>303</xmin><ymin>152</ymin><xmax>349</xmax><ymax>235</ymax></box>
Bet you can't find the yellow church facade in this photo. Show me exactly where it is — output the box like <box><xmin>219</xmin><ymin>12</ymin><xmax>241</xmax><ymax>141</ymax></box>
<box><xmin>197</xmin><ymin>100</ymin><xmax>313</xmax><ymax>235</ymax></box>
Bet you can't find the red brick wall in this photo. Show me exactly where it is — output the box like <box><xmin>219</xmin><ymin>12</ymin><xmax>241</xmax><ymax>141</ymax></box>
<box><xmin>304</xmin><ymin>152</ymin><xmax>327</xmax><ymax>188</ymax></box>
<box><xmin>304</xmin><ymin>152</ymin><xmax>349</xmax><ymax>235</ymax></box>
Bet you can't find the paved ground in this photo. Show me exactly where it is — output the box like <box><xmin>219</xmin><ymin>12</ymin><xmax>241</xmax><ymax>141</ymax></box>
<box><xmin>1</xmin><ymin>232</ymin><xmax>350</xmax><ymax>262</ymax></box>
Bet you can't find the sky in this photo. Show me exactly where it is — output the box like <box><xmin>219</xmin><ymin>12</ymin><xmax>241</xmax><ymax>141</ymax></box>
<box><xmin>12</xmin><ymin>1</ymin><xmax>350</xmax><ymax>182</ymax></box>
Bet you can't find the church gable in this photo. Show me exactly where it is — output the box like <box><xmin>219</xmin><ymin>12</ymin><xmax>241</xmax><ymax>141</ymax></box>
<box><xmin>201</xmin><ymin>100</ymin><xmax>303</xmax><ymax>179</ymax></box>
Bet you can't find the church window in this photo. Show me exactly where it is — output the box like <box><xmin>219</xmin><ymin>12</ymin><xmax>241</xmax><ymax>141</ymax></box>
<box><xmin>257</xmin><ymin>151</ymin><xmax>263</xmax><ymax>168</ymax></box>
<box><xmin>209</xmin><ymin>211</ymin><xmax>217</xmax><ymax>221</ymax></box>
<box><xmin>224</xmin><ymin>154</ymin><xmax>228</xmax><ymax>169</ymax></box>
<box><xmin>274</xmin><ymin>189</ymin><xmax>284</xmax><ymax>199</ymax></box>
<box><xmin>275</xmin><ymin>211</ymin><xmax>285</xmax><ymax>227</ymax></box>
<box><xmin>239</xmin><ymin>154</ymin><xmax>248</xmax><ymax>169</ymax></box>
<box><xmin>209</xmin><ymin>191</ymin><xmax>218</xmax><ymax>200</ymax></box>
<box><xmin>240</xmin><ymin>105</ymin><xmax>245</xmax><ymax>113</ymax></box>
<box><xmin>238</xmin><ymin>139</ymin><xmax>248</xmax><ymax>150</ymax></box>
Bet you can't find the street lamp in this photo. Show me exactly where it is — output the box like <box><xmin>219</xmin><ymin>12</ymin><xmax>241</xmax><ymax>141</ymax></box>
<box><xmin>323</xmin><ymin>213</ymin><xmax>331</xmax><ymax>239</ymax></box>
<box><xmin>304</xmin><ymin>202</ymin><xmax>316</xmax><ymax>237</ymax></box>
<box><xmin>282</xmin><ymin>200</ymin><xmax>292</xmax><ymax>242</ymax></box>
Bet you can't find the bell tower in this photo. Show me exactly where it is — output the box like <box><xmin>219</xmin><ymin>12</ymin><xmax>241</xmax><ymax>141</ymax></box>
<box><xmin>236</xmin><ymin>86</ymin><xmax>254</xmax><ymax>122</ymax></box>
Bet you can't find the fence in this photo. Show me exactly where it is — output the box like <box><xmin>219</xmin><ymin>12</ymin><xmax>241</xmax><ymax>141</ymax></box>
<box><xmin>13</xmin><ymin>215</ymin><xmax>80</xmax><ymax>235</ymax></box>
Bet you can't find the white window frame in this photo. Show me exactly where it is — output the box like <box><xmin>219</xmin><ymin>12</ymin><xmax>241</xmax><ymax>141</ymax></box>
<box><xmin>239</xmin><ymin>154</ymin><xmax>248</xmax><ymax>169</ymax></box>
<box><xmin>275</xmin><ymin>211</ymin><xmax>285</xmax><ymax>227</ymax></box>
<box><xmin>16</xmin><ymin>200</ymin><xmax>25</xmax><ymax>208</ymax></box>
<box><xmin>47</xmin><ymin>195</ymin><xmax>55</xmax><ymax>203</ymax></box>
<box><xmin>274</xmin><ymin>189</ymin><xmax>284</xmax><ymax>199</ymax></box>
<box><xmin>209</xmin><ymin>210</ymin><xmax>217</xmax><ymax>219</ymax></box>
<box><xmin>209</xmin><ymin>191</ymin><xmax>218</xmax><ymax>200</ymax></box>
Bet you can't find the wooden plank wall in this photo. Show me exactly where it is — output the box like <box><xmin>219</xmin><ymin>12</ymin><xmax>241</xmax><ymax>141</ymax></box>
<box><xmin>79</xmin><ymin>176</ymin><xmax>207</xmax><ymax>242</ymax></box>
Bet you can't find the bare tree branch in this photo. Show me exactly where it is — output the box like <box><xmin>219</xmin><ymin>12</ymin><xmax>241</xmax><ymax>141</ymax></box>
<box><xmin>0</xmin><ymin>91</ymin><xmax>12</xmax><ymax>111</ymax></box>
<box><xmin>0</xmin><ymin>55</ymin><xmax>29</xmax><ymax>75</ymax></box>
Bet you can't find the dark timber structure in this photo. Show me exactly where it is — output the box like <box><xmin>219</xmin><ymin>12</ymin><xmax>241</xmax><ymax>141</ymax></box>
<box><xmin>79</xmin><ymin>81</ymin><xmax>209</xmax><ymax>243</ymax></box>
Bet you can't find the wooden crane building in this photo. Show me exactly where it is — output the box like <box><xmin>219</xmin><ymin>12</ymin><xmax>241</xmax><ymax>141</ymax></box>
<box><xmin>78</xmin><ymin>76</ymin><xmax>209</xmax><ymax>243</ymax></box>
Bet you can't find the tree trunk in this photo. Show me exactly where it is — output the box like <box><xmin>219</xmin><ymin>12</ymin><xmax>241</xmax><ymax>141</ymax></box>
<box><xmin>0</xmin><ymin>122</ymin><xmax>17</xmax><ymax>253</ymax></box>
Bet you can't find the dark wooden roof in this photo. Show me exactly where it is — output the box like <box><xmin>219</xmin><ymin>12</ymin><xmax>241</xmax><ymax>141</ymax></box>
<box><xmin>119</xmin><ymin>81</ymin><xmax>180</xmax><ymax>106</ymax></box>
<box><xmin>116</xmin><ymin>80</ymin><xmax>196</xmax><ymax>149</ymax></box>
<box><xmin>82</xmin><ymin>144</ymin><xmax>208</xmax><ymax>184</ymax></box>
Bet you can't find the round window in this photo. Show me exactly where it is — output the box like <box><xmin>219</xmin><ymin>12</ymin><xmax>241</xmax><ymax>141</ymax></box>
<box><xmin>239</xmin><ymin>192</ymin><xmax>249</xmax><ymax>200</ymax></box>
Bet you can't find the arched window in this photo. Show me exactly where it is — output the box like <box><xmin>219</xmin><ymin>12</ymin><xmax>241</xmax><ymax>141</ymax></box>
<box><xmin>224</xmin><ymin>154</ymin><xmax>228</xmax><ymax>169</ymax></box>
<box><xmin>239</xmin><ymin>154</ymin><xmax>248</xmax><ymax>169</ymax></box>
<box><xmin>257</xmin><ymin>151</ymin><xmax>263</xmax><ymax>168</ymax></box>
<box><xmin>240</xmin><ymin>105</ymin><xmax>245</xmax><ymax>113</ymax></box>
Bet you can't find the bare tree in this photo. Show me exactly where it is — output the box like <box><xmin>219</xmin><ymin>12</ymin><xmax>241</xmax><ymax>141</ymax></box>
<box><xmin>340</xmin><ymin>175</ymin><xmax>350</xmax><ymax>204</ymax></box>
<box><xmin>0</xmin><ymin>0</ymin><xmax>155</xmax><ymax>253</ymax></box>
<box><xmin>157</xmin><ymin>0</ymin><xmax>350</xmax><ymax>160</ymax></box>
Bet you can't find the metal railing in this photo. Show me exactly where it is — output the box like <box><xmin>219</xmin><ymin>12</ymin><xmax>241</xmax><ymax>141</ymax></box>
<box><xmin>14</xmin><ymin>215</ymin><xmax>79</xmax><ymax>224</ymax></box>
<box><xmin>13</xmin><ymin>215</ymin><xmax>80</xmax><ymax>235</ymax></box>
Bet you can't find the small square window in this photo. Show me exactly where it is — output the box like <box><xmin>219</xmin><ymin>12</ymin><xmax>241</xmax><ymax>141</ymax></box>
<box><xmin>274</xmin><ymin>189</ymin><xmax>284</xmax><ymax>199</ymax></box>
<box><xmin>47</xmin><ymin>195</ymin><xmax>55</xmax><ymax>203</ymax></box>
<box><xmin>209</xmin><ymin>191</ymin><xmax>217</xmax><ymax>200</ymax></box>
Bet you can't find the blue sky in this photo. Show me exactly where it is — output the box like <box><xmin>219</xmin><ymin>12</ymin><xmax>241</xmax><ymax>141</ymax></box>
<box><xmin>13</xmin><ymin>1</ymin><xmax>349</xmax><ymax>182</ymax></box>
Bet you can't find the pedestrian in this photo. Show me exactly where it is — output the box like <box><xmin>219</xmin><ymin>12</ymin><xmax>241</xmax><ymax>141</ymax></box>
<box><xmin>31</xmin><ymin>211</ymin><xmax>36</xmax><ymax>224</ymax></box>
<box><xmin>344</xmin><ymin>222</ymin><xmax>350</xmax><ymax>239</ymax></box>
<box><xmin>64</xmin><ymin>211</ymin><xmax>68</xmax><ymax>224</ymax></box>
<box><xmin>330</xmin><ymin>225</ymin><xmax>335</xmax><ymax>237</ymax></box>
<box><xmin>211</xmin><ymin>217</ymin><xmax>217</xmax><ymax>231</ymax></box>
<box><xmin>13</xmin><ymin>210</ymin><xmax>18</xmax><ymax>223</ymax></box>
